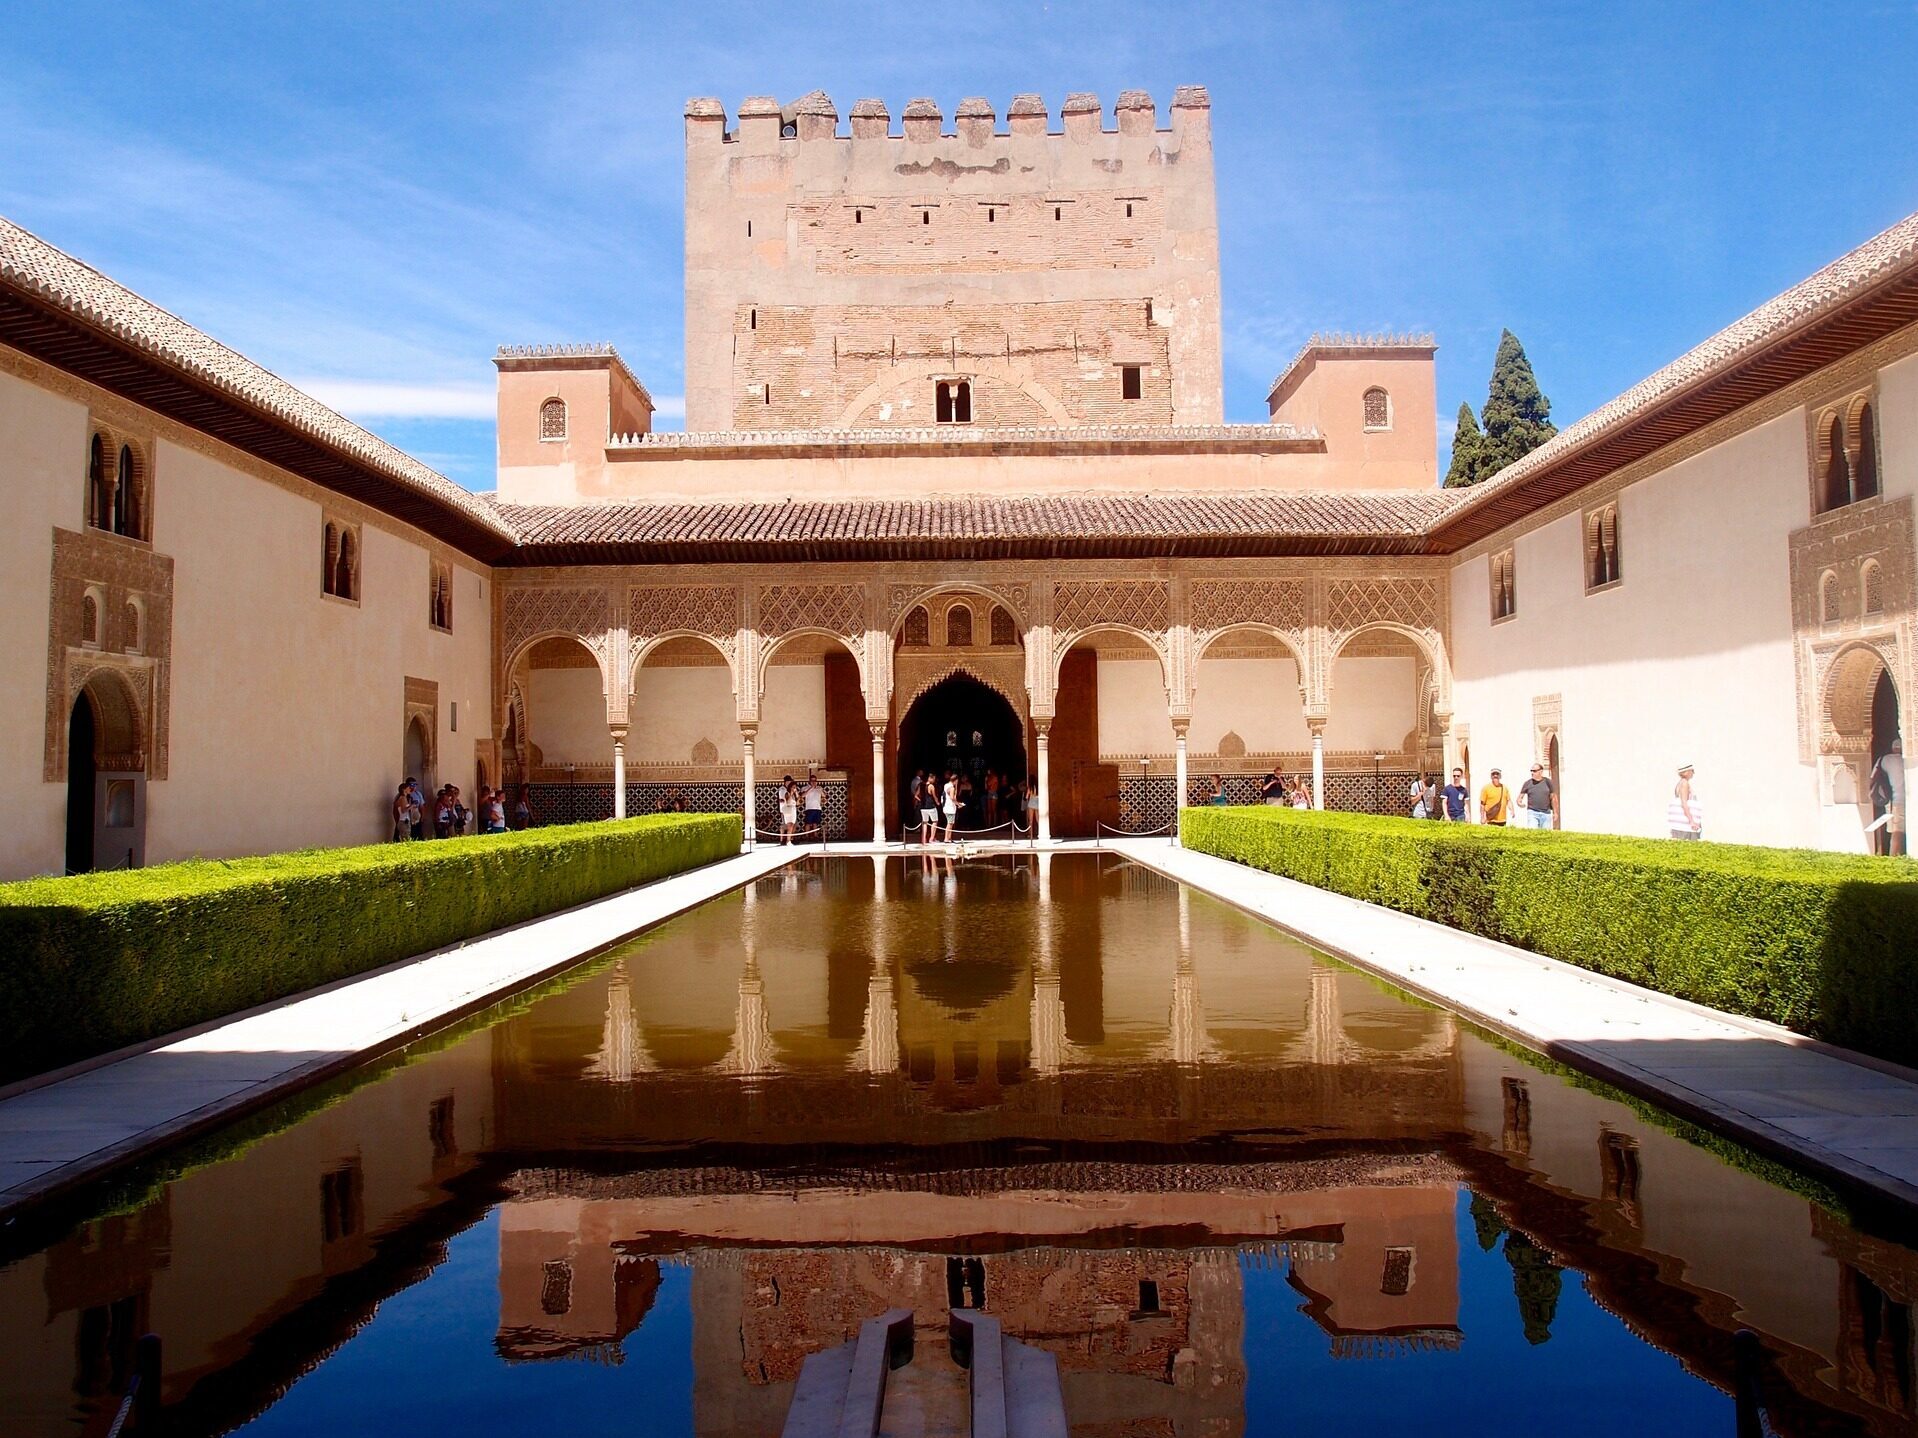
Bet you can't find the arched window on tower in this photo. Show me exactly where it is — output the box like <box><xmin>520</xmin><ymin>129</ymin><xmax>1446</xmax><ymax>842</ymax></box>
<box><xmin>1862</xmin><ymin>560</ymin><xmax>1884</xmax><ymax>617</ymax></box>
<box><xmin>334</xmin><ymin>527</ymin><xmax>358</xmax><ymax>602</ymax></box>
<box><xmin>935</xmin><ymin>380</ymin><xmax>972</xmax><ymax>424</ymax></box>
<box><xmin>1853</xmin><ymin>402</ymin><xmax>1879</xmax><ymax>501</ymax></box>
<box><xmin>539</xmin><ymin>397</ymin><xmax>567</xmax><ymax>441</ymax></box>
<box><xmin>1362</xmin><ymin>386</ymin><xmax>1391</xmax><ymax>431</ymax></box>
<box><xmin>945</xmin><ymin>603</ymin><xmax>973</xmax><ymax>647</ymax></box>
<box><xmin>114</xmin><ymin>444</ymin><xmax>136</xmax><ymax>537</ymax></box>
<box><xmin>429</xmin><ymin>563</ymin><xmax>453</xmax><ymax>631</ymax></box>
<box><xmin>989</xmin><ymin>605</ymin><xmax>1016</xmax><ymax>646</ymax></box>
<box><xmin>1820</xmin><ymin>570</ymin><xmax>1840</xmax><ymax>626</ymax></box>
<box><xmin>1490</xmin><ymin>550</ymin><xmax>1517</xmax><ymax>622</ymax></box>
<box><xmin>1821</xmin><ymin>410</ymin><xmax>1851</xmax><ymax>512</ymax></box>
<box><xmin>903</xmin><ymin>605</ymin><xmax>930</xmax><ymax>646</ymax></box>
<box><xmin>80</xmin><ymin>590</ymin><xmax>100</xmax><ymax>648</ymax></box>
<box><xmin>323</xmin><ymin>523</ymin><xmax>342</xmax><ymax>596</ymax></box>
<box><xmin>88</xmin><ymin>434</ymin><xmax>111</xmax><ymax>531</ymax></box>
<box><xmin>1585</xmin><ymin>504</ymin><xmax>1620</xmax><ymax>590</ymax></box>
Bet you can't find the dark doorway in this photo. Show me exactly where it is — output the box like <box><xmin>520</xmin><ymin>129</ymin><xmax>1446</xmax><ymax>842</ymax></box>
<box><xmin>66</xmin><ymin>692</ymin><xmax>97</xmax><ymax>874</ymax></box>
<box><xmin>1870</xmin><ymin>668</ymin><xmax>1902</xmax><ymax>856</ymax></box>
<box><xmin>897</xmin><ymin>674</ymin><xmax>1025</xmax><ymax>833</ymax></box>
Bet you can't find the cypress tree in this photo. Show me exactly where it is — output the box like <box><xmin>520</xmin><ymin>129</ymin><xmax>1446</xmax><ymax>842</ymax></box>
<box><xmin>1468</xmin><ymin>1192</ymin><xmax>1507</xmax><ymax>1251</ymax></box>
<box><xmin>1503</xmin><ymin>1231</ymin><xmax>1564</xmax><ymax>1346</ymax></box>
<box><xmin>1444</xmin><ymin>401</ymin><xmax>1485</xmax><ymax>488</ymax></box>
<box><xmin>1476</xmin><ymin>329</ymin><xmax>1557</xmax><ymax>480</ymax></box>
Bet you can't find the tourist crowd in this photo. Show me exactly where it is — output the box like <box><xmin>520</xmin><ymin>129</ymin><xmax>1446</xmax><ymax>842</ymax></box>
<box><xmin>388</xmin><ymin>778</ymin><xmax>531</xmax><ymax>841</ymax></box>
<box><xmin>903</xmin><ymin>767</ymin><xmax>1032</xmax><ymax>843</ymax></box>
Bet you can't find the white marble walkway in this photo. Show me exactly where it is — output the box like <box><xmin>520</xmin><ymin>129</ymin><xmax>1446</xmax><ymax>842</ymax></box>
<box><xmin>0</xmin><ymin>846</ymin><xmax>797</xmax><ymax>1216</ymax></box>
<box><xmin>1113</xmin><ymin>840</ymin><xmax>1918</xmax><ymax>1212</ymax></box>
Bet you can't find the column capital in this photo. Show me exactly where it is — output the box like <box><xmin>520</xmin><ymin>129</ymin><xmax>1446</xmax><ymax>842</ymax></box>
<box><xmin>739</xmin><ymin>722</ymin><xmax>758</xmax><ymax>744</ymax></box>
<box><xmin>1305</xmin><ymin>712</ymin><xmax>1329</xmax><ymax>737</ymax></box>
<box><xmin>1170</xmin><ymin>715</ymin><xmax>1191</xmax><ymax>738</ymax></box>
<box><xmin>609</xmin><ymin>724</ymin><xmax>628</xmax><ymax>743</ymax></box>
<box><xmin>868</xmin><ymin>723</ymin><xmax>887</xmax><ymax>743</ymax></box>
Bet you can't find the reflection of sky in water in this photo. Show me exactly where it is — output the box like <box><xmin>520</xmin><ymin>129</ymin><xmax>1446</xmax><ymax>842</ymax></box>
<box><xmin>0</xmin><ymin>855</ymin><xmax>1909</xmax><ymax>1438</ymax></box>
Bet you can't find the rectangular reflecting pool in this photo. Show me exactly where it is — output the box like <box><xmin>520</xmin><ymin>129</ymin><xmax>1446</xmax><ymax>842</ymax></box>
<box><xmin>1</xmin><ymin>854</ymin><xmax>1913</xmax><ymax>1436</ymax></box>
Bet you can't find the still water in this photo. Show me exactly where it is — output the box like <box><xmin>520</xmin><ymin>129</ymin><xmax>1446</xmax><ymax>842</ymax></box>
<box><xmin>0</xmin><ymin>854</ymin><xmax>1912</xmax><ymax>1436</ymax></box>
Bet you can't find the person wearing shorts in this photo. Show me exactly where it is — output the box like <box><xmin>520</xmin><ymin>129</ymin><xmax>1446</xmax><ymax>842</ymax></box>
<box><xmin>803</xmin><ymin>772</ymin><xmax>825</xmax><ymax>843</ymax></box>
<box><xmin>919</xmin><ymin>775</ymin><xmax>939</xmax><ymax>844</ymax></box>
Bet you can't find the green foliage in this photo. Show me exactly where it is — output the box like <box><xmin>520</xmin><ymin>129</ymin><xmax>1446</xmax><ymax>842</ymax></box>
<box><xmin>0</xmin><ymin>815</ymin><xmax>738</xmax><ymax>1083</ymax></box>
<box><xmin>1179</xmin><ymin>807</ymin><xmax>1918</xmax><ymax>1065</ymax></box>
<box><xmin>1476</xmin><ymin>329</ymin><xmax>1557</xmax><ymax>479</ymax></box>
<box><xmin>1469</xmin><ymin>1191</ymin><xmax>1507</xmax><ymax>1252</ymax></box>
<box><xmin>1503</xmin><ymin>1231</ymin><xmax>1563</xmax><ymax>1345</ymax></box>
<box><xmin>1444</xmin><ymin>401</ymin><xmax>1485</xmax><ymax>489</ymax></box>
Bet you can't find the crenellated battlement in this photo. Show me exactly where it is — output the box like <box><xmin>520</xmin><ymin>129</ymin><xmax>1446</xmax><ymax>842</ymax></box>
<box><xmin>683</xmin><ymin>87</ymin><xmax>1209</xmax><ymax>143</ymax></box>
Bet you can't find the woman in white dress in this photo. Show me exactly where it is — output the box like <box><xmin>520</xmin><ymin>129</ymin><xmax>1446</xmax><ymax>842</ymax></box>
<box><xmin>942</xmin><ymin>772</ymin><xmax>959</xmax><ymax>842</ymax></box>
<box><xmin>778</xmin><ymin>776</ymin><xmax>799</xmax><ymax>845</ymax></box>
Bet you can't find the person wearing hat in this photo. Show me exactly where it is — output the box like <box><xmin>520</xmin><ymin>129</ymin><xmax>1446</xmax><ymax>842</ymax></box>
<box><xmin>1478</xmin><ymin>767</ymin><xmax>1512</xmax><ymax>826</ymax></box>
<box><xmin>1667</xmin><ymin>763</ymin><xmax>1703</xmax><ymax>840</ymax></box>
<box><xmin>1518</xmin><ymin>762</ymin><xmax>1557</xmax><ymax>830</ymax></box>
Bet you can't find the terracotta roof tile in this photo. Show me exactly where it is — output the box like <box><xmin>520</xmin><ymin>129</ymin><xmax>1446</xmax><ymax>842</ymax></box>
<box><xmin>491</xmin><ymin>491</ymin><xmax>1458</xmax><ymax>564</ymax></box>
<box><xmin>0</xmin><ymin>216</ymin><xmax>513</xmax><ymax>544</ymax></box>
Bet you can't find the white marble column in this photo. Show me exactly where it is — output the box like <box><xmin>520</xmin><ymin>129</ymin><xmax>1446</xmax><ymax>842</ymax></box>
<box><xmin>1035</xmin><ymin>722</ymin><xmax>1053</xmax><ymax>843</ymax></box>
<box><xmin>870</xmin><ymin>725</ymin><xmax>887</xmax><ymax>845</ymax></box>
<box><xmin>740</xmin><ymin>723</ymin><xmax>758</xmax><ymax>849</ymax></box>
<box><xmin>610</xmin><ymin>726</ymin><xmax>627</xmax><ymax>819</ymax></box>
<box><xmin>1309</xmin><ymin>721</ymin><xmax>1326</xmax><ymax>811</ymax></box>
<box><xmin>1172</xmin><ymin>719</ymin><xmax>1189</xmax><ymax>844</ymax></box>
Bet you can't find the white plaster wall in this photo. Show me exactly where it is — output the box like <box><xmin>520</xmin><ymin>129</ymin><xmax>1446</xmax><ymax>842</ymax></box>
<box><xmin>0</xmin><ymin>364</ymin><xmax>493</xmax><ymax>877</ymax></box>
<box><xmin>756</xmin><ymin>666</ymin><xmax>828</xmax><ymax>766</ymax></box>
<box><xmin>0</xmin><ymin>371</ymin><xmax>78</xmax><ymax>878</ymax></box>
<box><xmin>526</xmin><ymin>666</ymin><xmax>612</xmax><ymax>765</ymax></box>
<box><xmin>154</xmin><ymin>441</ymin><xmax>493</xmax><ymax>862</ymax></box>
<box><xmin>1323</xmin><ymin>656</ymin><xmax>1419</xmax><ymax>753</ymax></box>
<box><xmin>1879</xmin><ymin>348</ymin><xmax>1918</xmax><ymax>505</ymax></box>
<box><xmin>630</xmin><ymin>664</ymin><xmax>737</xmax><ymax>763</ymax></box>
<box><xmin>1189</xmin><ymin>656</ymin><xmax>1307</xmax><ymax>752</ymax></box>
<box><xmin>1450</xmin><ymin>411</ymin><xmax>1810</xmax><ymax>846</ymax></box>
<box><xmin>1096</xmin><ymin>657</ymin><xmax>1175</xmax><ymax>754</ymax></box>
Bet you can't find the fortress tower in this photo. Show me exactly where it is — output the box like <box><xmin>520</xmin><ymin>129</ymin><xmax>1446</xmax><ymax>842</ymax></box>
<box><xmin>681</xmin><ymin>88</ymin><xmax>1223</xmax><ymax>432</ymax></box>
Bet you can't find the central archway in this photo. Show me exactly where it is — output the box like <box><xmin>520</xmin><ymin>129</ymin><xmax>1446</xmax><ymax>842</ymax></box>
<box><xmin>898</xmin><ymin>674</ymin><xmax>1026</xmax><ymax>833</ymax></box>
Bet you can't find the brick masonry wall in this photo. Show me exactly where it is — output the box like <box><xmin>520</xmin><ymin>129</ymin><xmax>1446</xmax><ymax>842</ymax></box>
<box><xmin>733</xmin><ymin>297</ymin><xmax>1172</xmax><ymax>428</ymax></box>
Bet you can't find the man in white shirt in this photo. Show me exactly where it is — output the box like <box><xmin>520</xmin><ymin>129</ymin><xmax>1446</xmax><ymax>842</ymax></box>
<box><xmin>803</xmin><ymin>771</ymin><xmax>826</xmax><ymax>843</ymax></box>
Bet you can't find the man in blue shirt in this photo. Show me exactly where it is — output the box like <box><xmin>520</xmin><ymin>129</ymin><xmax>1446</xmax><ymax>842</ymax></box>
<box><xmin>1440</xmin><ymin>767</ymin><xmax>1470</xmax><ymax>822</ymax></box>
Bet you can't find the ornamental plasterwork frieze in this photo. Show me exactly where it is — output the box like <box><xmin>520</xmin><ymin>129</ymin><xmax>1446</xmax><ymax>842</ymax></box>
<box><xmin>892</xmin><ymin>651</ymin><xmax>1030</xmax><ymax>724</ymax></box>
<box><xmin>755</xmin><ymin>582</ymin><xmax>866</xmax><ymax>641</ymax></box>
<box><xmin>886</xmin><ymin>580</ymin><xmax>1031</xmax><ymax>631</ymax></box>
<box><xmin>500</xmin><ymin>585</ymin><xmax>614</xmax><ymax>669</ymax></box>
<box><xmin>1052</xmin><ymin>578</ymin><xmax>1172</xmax><ymax>635</ymax></box>
<box><xmin>1324</xmin><ymin>575</ymin><xmax>1443</xmax><ymax>634</ymax></box>
<box><xmin>1788</xmin><ymin>495</ymin><xmax>1915</xmax><ymax>763</ymax></box>
<box><xmin>44</xmin><ymin>527</ymin><xmax>173</xmax><ymax>782</ymax></box>
<box><xmin>1190</xmin><ymin>578</ymin><xmax>1309</xmax><ymax>635</ymax></box>
<box><xmin>629</xmin><ymin>584</ymin><xmax>739</xmax><ymax>648</ymax></box>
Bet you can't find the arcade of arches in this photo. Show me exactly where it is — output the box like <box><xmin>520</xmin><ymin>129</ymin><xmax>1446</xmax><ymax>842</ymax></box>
<box><xmin>493</xmin><ymin>566</ymin><xmax>1457</xmax><ymax>840</ymax></box>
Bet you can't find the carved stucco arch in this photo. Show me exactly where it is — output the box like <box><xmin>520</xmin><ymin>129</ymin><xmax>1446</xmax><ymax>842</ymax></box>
<box><xmin>835</xmin><ymin>357</ymin><xmax>1073</xmax><ymax>428</ymax></box>
<box><xmin>70</xmin><ymin>662</ymin><xmax>147</xmax><ymax>767</ymax></box>
<box><xmin>887</xmin><ymin>581</ymin><xmax>1029</xmax><ymax>639</ymax></box>
<box><xmin>630</xmin><ymin>630</ymin><xmax>741</xmax><ymax>701</ymax></box>
<box><xmin>1821</xmin><ymin>638</ymin><xmax>1898</xmax><ymax>753</ymax></box>
<box><xmin>1325</xmin><ymin>621</ymin><xmax>1453</xmax><ymax>716</ymax></box>
<box><xmin>896</xmin><ymin>657</ymin><xmax>1027</xmax><ymax>719</ymax></box>
<box><xmin>1052</xmin><ymin>623</ymin><xmax>1173</xmax><ymax>701</ymax></box>
<box><xmin>757</xmin><ymin>627</ymin><xmax>868</xmax><ymax>697</ymax></box>
<box><xmin>500</xmin><ymin>630</ymin><xmax>614</xmax><ymax>736</ymax></box>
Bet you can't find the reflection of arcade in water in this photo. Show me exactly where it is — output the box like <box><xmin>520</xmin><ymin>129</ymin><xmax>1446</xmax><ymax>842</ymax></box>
<box><xmin>0</xmin><ymin>855</ymin><xmax>1914</xmax><ymax>1437</ymax></box>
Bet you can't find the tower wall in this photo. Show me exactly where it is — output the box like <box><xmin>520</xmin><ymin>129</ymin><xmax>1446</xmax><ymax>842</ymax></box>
<box><xmin>683</xmin><ymin>89</ymin><xmax>1222</xmax><ymax>431</ymax></box>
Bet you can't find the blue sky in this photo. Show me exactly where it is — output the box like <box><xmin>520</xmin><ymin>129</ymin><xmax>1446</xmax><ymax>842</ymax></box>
<box><xmin>4</xmin><ymin>2</ymin><xmax>1914</xmax><ymax>489</ymax></box>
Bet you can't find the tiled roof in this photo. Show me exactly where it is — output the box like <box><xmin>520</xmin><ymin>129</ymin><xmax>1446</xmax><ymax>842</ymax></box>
<box><xmin>607</xmin><ymin>422</ymin><xmax>1319</xmax><ymax>450</ymax></box>
<box><xmin>1432</xmin><ymin>209</ymin><xmax>1918</xmax><ymax>541</ymax></box>
<box><xmin>493</xmin><ymin>491</ymin><xmax>1458</xmax><ymax>564</ymax></box>
<box><xmin>0</xmin><ymin>216</ymin><xmax>515</xmax><ymax>546</ymax></box>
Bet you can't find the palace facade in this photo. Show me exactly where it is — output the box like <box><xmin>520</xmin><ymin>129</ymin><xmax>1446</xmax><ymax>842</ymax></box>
<box><xmin>1</xmin><ymin>87</ymin><xmax>1914</xmax><ymax>878</ymax></box>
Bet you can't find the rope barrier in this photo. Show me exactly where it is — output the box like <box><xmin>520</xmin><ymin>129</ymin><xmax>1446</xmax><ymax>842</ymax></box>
<box><xmin>1095</xmin><ymin>817</ymin><xmax>1179</xmax><ymax>840</ymax></box>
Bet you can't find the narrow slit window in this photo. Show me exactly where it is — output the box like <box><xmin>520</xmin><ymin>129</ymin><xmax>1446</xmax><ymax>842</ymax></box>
<box><xmin>1054</xmin><ymin>206</ymin><xmax>1061</xmax><ymax>221</ymax></box>
<box><xmin>763</xmin><ymin>383</ymin><xmax>771</xmax><ymax>404</ymax></box>
<box><xmin>1137</xmin><ymin>1280</ymin><xmax>1160</xmax><ymax>1314</ymax></box>
<box><xmin>1125</xmin><ymin>202</ymin><xmax>1133</xmax><ymax>218</ymax></box>
<box><xmin>1122</xmin><ymin>365</ymin><xmax>1142</xmax><ymax>400</ymax></box>
<box><xmin>922</xmin><ymin>210</ymin><xmax>930</xmax><ymax>225</ymax></box>
<box><xmin>746</xmin><ymin>219</ymin><xmax>752</xmax><ymax>238</ymax></box>
<box><xmin>749</xmin><ymin>308</ymin><xmax>756</xmax><ymax>330</ymax></box>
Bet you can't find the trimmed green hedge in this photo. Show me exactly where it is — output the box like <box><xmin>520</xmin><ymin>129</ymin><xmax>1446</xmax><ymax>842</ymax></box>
<box><xmin>0</xmin><ymin>814</ymin><xmax>739</xmax><ymax>1083</ymax></box>
<box><xmin>1179</xmin><ymin>806</ymin><xmax>1918</xmax><ymax>1066</ymax></box>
